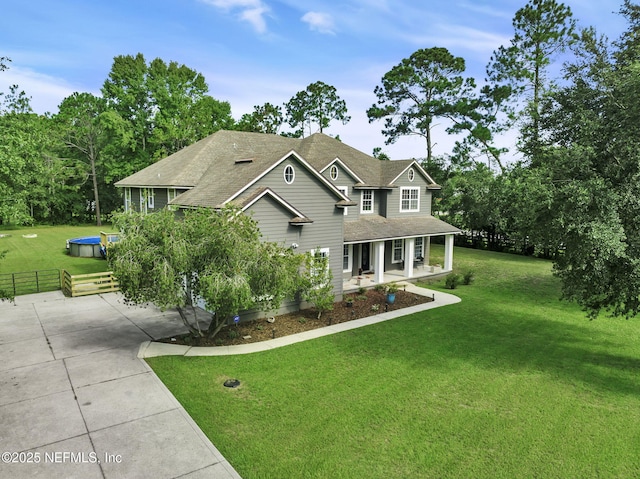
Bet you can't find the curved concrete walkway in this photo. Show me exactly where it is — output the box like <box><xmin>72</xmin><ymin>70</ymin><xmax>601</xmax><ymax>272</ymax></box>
<box><xmin>140</xmin><ymin>283</ymin><xmax>460</xmax><ymax>358</ymax></box>
<box><xmin>0</xmin><ymin>283</ymin><xmax>459</xmax><ymax>479</ymax></box>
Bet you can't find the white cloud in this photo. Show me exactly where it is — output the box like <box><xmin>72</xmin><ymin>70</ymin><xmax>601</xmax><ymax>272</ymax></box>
<box><xmin>0</xmin><ymin>66</ymin><xmax>90</xmax><ymax>114</ymax></box>
<box><xmin>403</xmin><ymin>25</ymin><xmax>510</xmax><ymax>55</ymax></box>
<box><xmin>200</xmin><ymin>0</ymin><xmax>271</xmax><ymax>34</ymax></box>
<box><xmin>301</xmin><ymin>12</ymin><xmax>336</xmax><ymax>35</ymax></box>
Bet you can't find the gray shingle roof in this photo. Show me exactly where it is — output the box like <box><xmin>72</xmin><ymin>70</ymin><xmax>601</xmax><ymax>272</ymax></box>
<box><xmin>344</xmin><ymin>215</ymin><xmax>461</xmax><ymax>243</ymax></box>
<box><xmin>114</xmin><ymin>130</ymin><xmax>442</xmax><ymax>207</ymax></box>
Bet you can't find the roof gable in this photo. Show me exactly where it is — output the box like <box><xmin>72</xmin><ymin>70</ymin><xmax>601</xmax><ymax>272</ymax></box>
<box><xmin>319</xmin><ymin>157</ymin><xmax>364</xmax><ymax>184</ymax></box>
<box><xmin>387</xmin><ymin>160</ymin><xmax>438</xmax><ymax>187</ymax></box>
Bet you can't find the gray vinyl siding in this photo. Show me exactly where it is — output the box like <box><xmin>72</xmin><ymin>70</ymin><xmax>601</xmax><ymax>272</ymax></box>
<box><xmin>386</xmin><ymin>173</ymin><xmax>433</xmax><ymax>218</ymax></box>
<box><xmin>323</xmin><ymin>164</ymin><xmax>359</xmax><ymax>223</ymax></box>
<box><xmin>130</xmin><ymin>188</ymin><xmax>141</xmax><ymax>212</ymax></box>
<box><xmin>322</xmin><ymin>162</ymin><xmax>354</xmax><ymax>185</ymax></box>
<box><xmin>252</xmin><ymin>155</ymin><xmax>345</xmax><ymax>299</ymax></box>
<box><xmin>246</xmin><ymin>196</ymin><xmax>302</xmax><ymax>246</ymax></box>
<box><xmin>154</xmin><ymin>188</ymin><xmax>168</xmax><ymax>210</ymax></box>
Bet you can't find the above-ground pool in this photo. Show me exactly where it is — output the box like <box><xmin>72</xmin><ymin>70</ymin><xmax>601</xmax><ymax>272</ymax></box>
<box><xmin>67</xmin><ymin>236</ymin><xmax>104</xmax><ymax>258</ymax></box>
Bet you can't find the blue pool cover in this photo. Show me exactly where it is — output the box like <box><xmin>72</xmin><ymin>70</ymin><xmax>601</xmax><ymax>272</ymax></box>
<box><xmin>69</xmin><ymin>236</ymin><xmax>101</xmax><ymax>245</ymax></box>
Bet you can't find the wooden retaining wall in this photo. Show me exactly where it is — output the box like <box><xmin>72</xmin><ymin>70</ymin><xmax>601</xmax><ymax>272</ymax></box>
<box><xmin>62</xmin><ymin>270</ymin><xmax>119</xmax><ymax>297</ymax></box>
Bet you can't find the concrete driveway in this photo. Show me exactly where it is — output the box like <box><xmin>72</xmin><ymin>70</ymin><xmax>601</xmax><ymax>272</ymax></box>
<box><xmin>0</xmin><ymin>291</ymin><xmax>241</xmax><ymax>479</ymax></box>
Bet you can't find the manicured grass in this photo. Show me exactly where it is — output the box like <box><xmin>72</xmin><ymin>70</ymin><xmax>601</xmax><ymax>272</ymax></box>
<box><xmin>0</xmin><ymin>224</ymin><xmax>110</xmax><ymax>275</ymax></box>
<box><xmin>147</xmin><ymin>246</ymin><xmax>640</xmax><ymax>478</ymax></box>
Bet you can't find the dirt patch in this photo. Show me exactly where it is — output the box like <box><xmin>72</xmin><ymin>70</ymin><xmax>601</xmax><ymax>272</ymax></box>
<box><xmin>161</xmin><ymin>288</ymin><xmax>433</xmax><ymax>347</ymax></box>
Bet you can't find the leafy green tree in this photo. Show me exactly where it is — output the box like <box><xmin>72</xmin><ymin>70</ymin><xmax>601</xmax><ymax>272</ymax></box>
<box><xmin>487</xmin><ymin>0</ymin><xmax>576</xmax><ymax>160</ymax></box>
<box><xmin>101</xmin><ymin>54</ymin><xmax>233</xmax><ymax>179</ymax></box>
<box><xmin>146</xmin><ymin>58</ymin><xmax>233</xmax><ymax>158</ymax></box>
<box><xmin>56</xmin><ymin>93</ymin><xmax>110</xmax><ymax>226</ymax></box>
<box><xmin>516</xmin><ymin>3</ymin><xmax>640</xmax><ymax>317</ymax></box>
<box><xmin>300</xmin><ymin>248</ymin><xmax>334</xmax><ymax>319</ymax></box>
<box><xmin>236</xmin><ymin>102</ymin><xmax>284</xmax><ymax>134</ymax></box>
<box><xmin>0</xmin><ymin>86</ymin><xmax>70</xmax><ymax>225</ymax></box>
<box><xmin>372</xmin><ymin>147</ymin><xmax>390</xmax><ymax>161</ymax></box>
<box><xmin>367</xmin><ymin>47</ymin><xmax>476</xmax><ymax>162</ymax></box>
<box><xmin>284</xmin><ymin>81</ymin><xmax>350</xmax><ymax>137</ymax></box>
<box><xmin>108</xmin><ymin>206</ymin><xmax>303</xmax><ymax>339</ymax></box>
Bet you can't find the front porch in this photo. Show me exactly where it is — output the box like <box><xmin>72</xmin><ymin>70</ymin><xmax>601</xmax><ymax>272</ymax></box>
<box><xmin>342</xmin><ymin>264</ymin><xmax>449</xmax><ymax>293</ymax></box>
<box><xmin>343</xmin><ymin>233</ymin><xmax>455</xmax><ymax>293</ymax></box>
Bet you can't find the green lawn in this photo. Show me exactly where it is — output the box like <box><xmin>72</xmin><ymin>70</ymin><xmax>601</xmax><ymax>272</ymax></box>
<box><xmin>0</xmin><ymin>224</ymin><xmax>111</xmax><ymax>275</ymax></box>
<box><xmin>147</xmin><ymin>246</ymin><xmax>640</xmax><ymax>479</ymax></box>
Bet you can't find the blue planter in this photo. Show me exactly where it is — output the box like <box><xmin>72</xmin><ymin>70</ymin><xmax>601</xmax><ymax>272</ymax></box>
<box><xmin>386</xmin><ymin>293</ymin><xmax>396</xmax><ymax>304</ymax></box>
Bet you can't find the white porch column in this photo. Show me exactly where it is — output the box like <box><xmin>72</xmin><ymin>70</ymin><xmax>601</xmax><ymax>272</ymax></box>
<box><xmin>404</xmin><ymin>238</ymin><xmax>415</xmax><ymax>278</ymax></box>
<box><xmin>425</xmin><ymin>237</ymin><xmax>431</xmax><ymax>265</ymax></box>
<box><xmin>444</xmin><ymin>234</ymin><xmax>454</xmax><ymax>271</ymax></box>
<box><xmin>373</xmin><ymin>241</ymin><xmax>385</xmax><ymax>284</ymax></box>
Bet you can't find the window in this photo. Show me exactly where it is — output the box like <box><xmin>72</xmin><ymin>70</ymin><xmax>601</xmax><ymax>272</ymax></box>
<box><xmin>147</xmin><ymin>189</ymin><xmax>155</xmax><ymax>209</ymax></box>
<box><xmin>392</xmin><ymin>239</ymin><xmax>404</xmax><ymax>263</ymax></box>
<box><xmin>343</xmin><ymin>244</ymin><xmax>352</xmax><ymax>272</ymax></box>
<box><xmin>330</xmin><ymin>165</ymin><xmax>339</xmax><ymax>180</ymax></box>
<box><xmin>309</xmin><ymin>247</ymin><xmax>330</xmax><ymax>279</ymax></box>
<box><xmin>337</xmin><ymin>186</ymin><xmax>348</xmax><ymax>215</ymax></box>
<box><xmin>408</xmin><ymin>168</ymin><xmax>415</xmax><ymax>182</ymax></box>
<box><xmin>415</xmin><ymin>237</ymin><xmax>424</xmax><ymax>259</ymax></box>
<box><xmin>361</xmin><ymin>190</ymin><xmax>373</xmax><ymax>214</ymax></box>
<box><xmin>284</xmin><ymin>164</ymin><xmax>295</xmax><ymax>184</ymax></box>
<box><xmin>167</xmin><ymin>188</ymin><xmax>178</xmax><ymax>202</ymax></box>
<box><xmin>400</xmin><ymin>187</ymin><xmax>419</xmax><ymax>212</ymax></box>
<box><xmin>139</xmin><ymin>189</ymin><xmax>145</xmax><ymax>212</ymax></box>
<box><xmin>124</xmin><ymin>188</ymin><xmax>132</xmax><ymax>212</ymax></box>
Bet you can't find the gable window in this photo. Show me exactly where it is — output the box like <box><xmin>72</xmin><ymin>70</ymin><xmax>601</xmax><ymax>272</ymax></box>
<box><xmin>330</xmin><ymin>165</ymin><xmax>339</xmax><ymax>181</ymax></box>
<box><xmin>284</xmin><ymin>164</ymin><xmax>295</xmax><ymax>184</ymax></box>
<box><xmin>392</xmin><ymin>239</ymin><xmax>404</xmax><ymax>263</ymax></box>
<box><xmin>361</xmin><ymin>190</ymin><xmax>373</xmax><ymax>214</ymax></box>
<box><xmin>400</xmin><ymin>187</ymin><xmax>419</xmax><ymax>212</ymax></box>
<box><xmin>338</xmin><ymin>186</ymin><xmax>348</xmax><ymax>215</ymax></box>
<box><xmin>408</xmin><ymin>168</ymin><xmax>415</xmax><ymax>182</ymax></box>
<box><xmin>343</xmin><ymin>244</ymin><xmax>352</xmax><ymax>272</ymax></box>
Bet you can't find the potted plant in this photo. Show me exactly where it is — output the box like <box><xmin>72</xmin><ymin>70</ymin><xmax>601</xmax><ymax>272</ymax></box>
<box><xmin>386</xmin><ymin>283</ymin><xmax>399</xmax><ymax>304</ymax></box>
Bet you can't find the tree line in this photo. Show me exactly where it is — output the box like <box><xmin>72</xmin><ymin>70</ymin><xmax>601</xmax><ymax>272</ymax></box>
<box><xmin>3</xmin><ymin>0</ymin><xmax>640</xmax><ymax>319</ymax></box>
<box><xmin>0</xmin><ymin>55</ymin><xmax>351</xmax><ymax>227</ymax></box>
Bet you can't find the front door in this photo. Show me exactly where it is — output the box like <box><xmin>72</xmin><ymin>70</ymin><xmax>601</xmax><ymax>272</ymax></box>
<box><xmin>361</xmin><ymin>243</ymin><xmax>370</xmax><ymax>271</ymax></box>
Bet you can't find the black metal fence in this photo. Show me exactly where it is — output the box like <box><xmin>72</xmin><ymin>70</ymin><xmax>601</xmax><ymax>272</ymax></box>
<box><xmin>0</xmin><ymin>269</ymin><xmax>61</xmax><ymax>297</ymax></box>
<box><xmin>453</xmin><ymin>230</ymin><xmax>565</xmax><ymax>259</ymax></box>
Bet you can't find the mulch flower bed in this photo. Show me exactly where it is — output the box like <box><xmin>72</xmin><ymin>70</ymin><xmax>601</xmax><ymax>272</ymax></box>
<box><xmin>161</xmin><ymin>288</ymin><xmax>433</xmax><ymax>347</ymax></box>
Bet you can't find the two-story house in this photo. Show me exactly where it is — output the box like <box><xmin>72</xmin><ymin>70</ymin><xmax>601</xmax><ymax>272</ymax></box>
<box><xmin>115</xmin><ymin>130</ymin><xmax>460</xmax><ymax>301</ymax></box>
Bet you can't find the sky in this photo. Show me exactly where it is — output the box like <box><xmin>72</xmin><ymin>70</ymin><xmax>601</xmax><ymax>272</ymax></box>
<box><xmin>0</xmin><ymin>0</ymin><xmax>628</xmax><ymax>162</ymax></box>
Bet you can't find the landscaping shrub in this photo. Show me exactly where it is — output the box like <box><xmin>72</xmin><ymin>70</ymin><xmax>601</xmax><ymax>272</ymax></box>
<box><xmin>445</xmin><ymin>273</ymin><xmax>460</xmax><ymax>289</ymax></box>
<box><xmin>463</xmin><ymin>270</ymin><xmax>475</xmax><ymax>285</ymax></box>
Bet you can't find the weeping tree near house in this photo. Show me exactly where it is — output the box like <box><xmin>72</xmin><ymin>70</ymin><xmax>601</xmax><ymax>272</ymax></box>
<box><xmin>108</xmin><ymin>206</ymin><xmax>303</xmax><ymax>339</ymax></box>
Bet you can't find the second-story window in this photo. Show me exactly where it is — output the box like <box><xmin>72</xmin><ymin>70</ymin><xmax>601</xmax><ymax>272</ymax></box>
<box><xmin>338</xmin><ymin>186</ymin><xmax>348</xmax><ymax>215</ymax></box>
<box><xmin>361</xmin><ymin>190</ymin><xmax>373</xmax><ymax>214</ymax></box>
<box><xmin>400</xmin><ymin>187</ymin><xmax>419</xmax><ymax>212</ymax></box>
